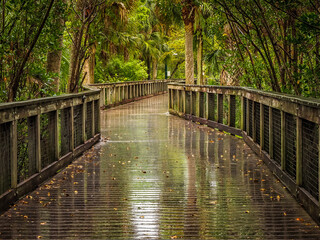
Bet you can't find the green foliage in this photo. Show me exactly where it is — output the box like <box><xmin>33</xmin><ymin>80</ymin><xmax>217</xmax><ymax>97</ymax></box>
<box><xmin>0</xmin><ymin>0</ymin><xmax>66</xmax><ymax>102</ymax></box>
<box><xmin>95</xmin><ymin>57</ymin><xmax>148</xmax><ymax>82</ymax></box>
<box><xmin>204</xmin><ymin>0</ymin><xmax>320</xmax><ymax>97</ymax></box>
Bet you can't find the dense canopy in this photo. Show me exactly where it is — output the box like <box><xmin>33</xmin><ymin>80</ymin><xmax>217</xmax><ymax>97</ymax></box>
<box><xmin>0</xmin><ymin>0</ymin><xmax>319</xmax><ymax>102</ymax></box>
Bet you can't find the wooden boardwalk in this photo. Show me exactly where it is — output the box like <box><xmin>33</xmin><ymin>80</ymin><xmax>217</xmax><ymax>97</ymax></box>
<box><xmin>1</xmin><ymin>94</ymin><xmax>320</xmax><ymax>239</ymax></box>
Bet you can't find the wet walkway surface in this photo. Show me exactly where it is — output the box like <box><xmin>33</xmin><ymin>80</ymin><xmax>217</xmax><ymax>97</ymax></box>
<box><xmin>1</xmin><ymin>94</ymin><xmax>320</xmax><ymax>239</ymax></box>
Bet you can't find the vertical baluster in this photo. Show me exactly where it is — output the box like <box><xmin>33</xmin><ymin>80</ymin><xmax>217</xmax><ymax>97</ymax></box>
<box><xmin>183</xmin><ymin>90</ymin><xmax>186</xmax><ymax>114</ymax></box>
<box><xmin>70</xmin><ymin>106</ymin><xmax>74</xmax><ymax>151</ymax></box>
<box><xmin>82</xmin><ymin>100</ymin><xmax>87</xmax><ymax>143</ymax></box>
<box><xmin>241</xmin><ymin>97</ymin><xmax>245</xmax><ymax>131</ymax></box>
<box><xmin>91</xmin><ymin>101</ymin><xmax>95</xmax><ymax>137</ymax></box>
<box><xmin>217</xmin><ymin>94</ymin><xmax>223</xmax><ymax>123</ymax></box>
<box><xmin>260</xmin><ymin>103</ymin><xmax>264</xmax><ymax>150</ymax></box>
<box><xmin>11</xmin><ymin>120</ymin><xmax>17</xmax><ymax>188</ymax></box>
<box><xmin>101</xmin><ymin>88</ymin><xmax>105</xmax><ymax>107</ymax></box>
<box><xmin>281</xmin><ymin>111</ymin><xmax>285</xmax><ymax>170</ymax></box>
<box><xmin>269</xmin><ymin>107</ymin><xmax>274</xmax><ymax>159</ymax></box>
<box><xmin>228</xmin><ymin>95</ymin><xmax>236</xmax><ymax>127</ymax></box>
<box><xmin>296</xmin><ymin>117</ymin><xmax>302</xmax><ymax>186</ymax></box>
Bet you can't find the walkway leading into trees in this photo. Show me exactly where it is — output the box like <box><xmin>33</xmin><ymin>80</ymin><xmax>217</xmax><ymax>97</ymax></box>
<box><xmin>1</xmin><ymin>94</ymin><xmax>320</xmax><ymax>239</ymax></box>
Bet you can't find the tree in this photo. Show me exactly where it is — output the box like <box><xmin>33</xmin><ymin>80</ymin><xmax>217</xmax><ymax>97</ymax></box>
<box><xmin>2</xmin><ymin>0</ymin><xmax>56</xmax><ymax>102</ymax></box>
<box><xmin>47</xmin><ymin>0</ymin><xmax>67</xmax><ymax>92</ymax></box>
<box><xmin>67</xmin><ymin>0</ymin><xmax>101</xmax><ymax>93</ymax></box>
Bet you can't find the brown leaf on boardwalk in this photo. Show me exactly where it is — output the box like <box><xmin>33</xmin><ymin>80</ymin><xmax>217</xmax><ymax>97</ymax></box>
<box><xmin>171</xmin><ymin>236</ymin><xmax>178</xmax><ymax>239</ymax></box>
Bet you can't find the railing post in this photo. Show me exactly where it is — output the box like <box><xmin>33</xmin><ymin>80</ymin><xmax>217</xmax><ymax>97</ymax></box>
<box><xmin>296</xmin><ymin>117</ymin><xmax>302</xmax><ymax>186</ymax></box>
<box><xmin>205</xmin><ymin>93</ymin><xmax>209</xmax><ymax>119</ymax></box>
<box><xmin>113</xmin><ymin>86</ymin><xmax>117</xmax><ymax>103</ymax></box>
<box><xmin>190</xmin><ymin>91</ymin><xmax>194</xmax><ymax>115</ymax></box>
<box><xmin>118</xmin><ymin>86</ymin><xmax>121</xmax><ymax>102</ymax></box>
<box><xmin>126</xmin><ymin>85</ymin><xmax>129</xmax><ymax>99</ymax></box>
<box><xmin>217</xmin><ymin>94</ymin><xmax>223</xmax><ymax>123</ymax></box>
<box><xmin>269</xmin><ymin>107</ymin><xmax>274</xmax><ymax>159</ymax></box>
<box><xmin>177</xmin><ymin>90</ymin><xmax>180</xmax><ymax>112</ymax></box>
<box><xmin>252</xmin><ymin>102</ymin><xmax>256</xmax><ymax>142</ymax></box>
<box><xmin>183</xmin><ymin>90</ymin><xmax>186</xmax><ymax>113</ymax></box>
<box><xmin>260</xmin><ymin>103</ymin><xmax>264</xmax><ymax>150</ymax></box>
<box><xmin>207</xmin><ymin>93</ymin><xmax>215</xmax><ymax>121</ymax></box>
<box><xmin>241</xmin><ymin>97</ymin><xmax>245</xmax><ymax>130</ymax></box>
<box><xmin>246</xmin><ymin>99</ymin><xmax>250</xmax><ymax>133</ymax></box>
<box><xmin>185</xmin><ymin>91</ymin><xmax>191</xmax><ymax>115</ymax></box>
<box><xmin>91</xmin><ymin>101</ymin><xmax>95</xmax><ymax>137</ymax></box>
<box><xmin>70</xmin><ymin>106</ymin><xmax>75</xmax><ymax>151</ymax></box>
<box><xmin>196</xmin><ymin>92</ymin><xmax>200</xmax><ymax>117</ymax></box>
<box><xmin>101</xmin><ymin>88</ymin><xmax>105</xmax><ymax>107</ymax></box>
<box><xmin>228</xmin><ymin>95</ymin><xmax>236</xmax><ymax>127</ymax></box>
<box><xmin>107</xmin><ymin>87</ymin><xmax>111</xmax><ymax>105</ymax></box>
<box><xmin>10</xmin><ymin>120</ymin><xmax>17</xmax><ymax>188</ymax></box>
<box><xmin>96</xmin><ymin>99</ymin><xmax>101</xmax><ymax>135</ymax></box>
<box><xmin>36</xmin><ymin>114</ymin><xmax>41</xmax><ymax>172</ymax></box>
<box><xmin>82</xmin><ymin>100</ymin><xmax>87</xmax><ymax>143</ymax></box>
<box><xmin>281</xmin><ymin>111</ymin><xmax>285</xmax><ymax>170</ymax></box>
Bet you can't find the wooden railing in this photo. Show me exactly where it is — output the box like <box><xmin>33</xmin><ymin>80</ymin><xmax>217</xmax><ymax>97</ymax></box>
<box><xmin>0</xmin><ymin>90</ymin><xmax>101</xmax><ymax>212</ymax></box>
<box><xmin>168</xmin><ymin>83</ymin><xmax>320</xmax><ymax>224</ymax></box>
<box><xmin>90</xmin><ymin>80</ymin><xmax>170</xmax><ymax>108</ymax></box>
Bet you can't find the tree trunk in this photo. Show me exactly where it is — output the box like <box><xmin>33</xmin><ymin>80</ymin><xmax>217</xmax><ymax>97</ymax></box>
<box><xmin>171</xmin><ymin>59</ymin><xmax>184</xmax><ymax>79</ymax></box>
<box><xmin>185</xmin><ymin>21</ymin><xmax>194</xmax><ymax>85</ymax></box>
<box><xmin>68</xmin><ymin>30</ymin><xmax>81</xmax><ymax>92</ymax></box>
<box><xmin>146</xmin><ymin>57</ymin><xmax>151</xmax><ymax>80</ymax></box>
<box><xmin>47</xmin><ymin>36</ymin><xmax>63</xmax><ymax>92</ymax></box>
<box><xmin>124</xmin><ymin>47</ymin><xmax>129</xmax><ymax>62</ymax></box>
<box><xmin>46</xmin><ymin>0</ymin><xmax>65</xmax><ymax>92</ymax></box>
<box><xmin>197</xmin><ymin>34</ymin><xmax>203</xmax><ymax>85</ymax></box>
<box><xmin>84</xmin><ymin>44</ymin><xmax>96</xmax><ymax>85</ymax></box>
<box><xmin>152</xmin><ymin>59</ymin><xmax>157</xmax><ymax>80</ymax></box>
